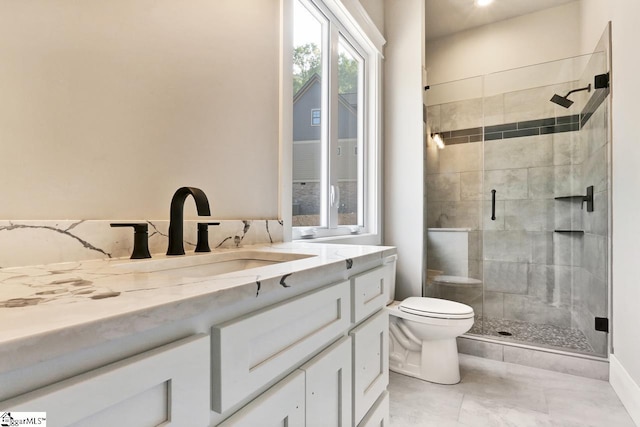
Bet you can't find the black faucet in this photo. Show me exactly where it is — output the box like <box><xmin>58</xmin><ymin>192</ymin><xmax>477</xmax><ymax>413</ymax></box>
<box><xmin>167</xmin><ymin>187</ymin><xmax>211</xmax><ymax>256</ymax></box>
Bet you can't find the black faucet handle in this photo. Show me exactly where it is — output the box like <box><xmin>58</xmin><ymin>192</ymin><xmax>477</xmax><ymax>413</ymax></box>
<box><xmin>195</xmin><ymin>222</ymin><xmax>221</xmax><ymax>253</ymax></box>
<box><xmin>110</xmin><ymin>223</ymin><xmax>152</xmax><ymax>259</ymax></box>
<box><xmin>111</xmin><ymin>223</ymin><xmax>148</xmax><ymax>233</ymax></box>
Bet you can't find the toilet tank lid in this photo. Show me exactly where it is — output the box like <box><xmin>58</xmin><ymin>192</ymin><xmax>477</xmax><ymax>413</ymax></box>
<box><xmin>399</xmin><ymin>297</ymin><xmax>474</xmax><ymax>316</ymax></box>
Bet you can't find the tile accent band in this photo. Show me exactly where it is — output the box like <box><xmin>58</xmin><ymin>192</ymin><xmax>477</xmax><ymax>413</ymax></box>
<box><xmin>434</xmin><ymin>87</ymin><xmax>609</xmax><ymax>146</ymax></box>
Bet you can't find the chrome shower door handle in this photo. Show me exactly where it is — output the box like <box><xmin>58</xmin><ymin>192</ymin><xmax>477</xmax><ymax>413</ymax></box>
<box><xmin>491</xmin><ymin>189</ymin><xmax>496</xmax><ymax>221</ymax></box>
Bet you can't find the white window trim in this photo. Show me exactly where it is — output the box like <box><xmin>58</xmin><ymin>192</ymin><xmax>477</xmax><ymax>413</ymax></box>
<box><xmin>279</xmin><ymin>0</ymin><xmax>385</xmax><ymax>244</ymax></box>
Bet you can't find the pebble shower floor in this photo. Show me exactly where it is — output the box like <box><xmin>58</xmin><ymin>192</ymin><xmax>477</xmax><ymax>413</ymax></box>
<box><xmin>468</xmin><ymin>316</ymin><xmax>593</xmax><ymax>353</ymax></box>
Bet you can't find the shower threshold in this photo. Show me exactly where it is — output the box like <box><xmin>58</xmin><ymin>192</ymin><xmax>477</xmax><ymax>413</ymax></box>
<box><xmin>468</xmin><ymin>316</ymin><xmax>594</xmax><ymax>353</ymax></box>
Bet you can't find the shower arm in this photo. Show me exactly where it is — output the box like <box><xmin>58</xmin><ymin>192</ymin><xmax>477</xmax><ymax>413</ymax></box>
<box><xmin>563</xmin><ymin>84</ymin><xmax>591</xmax><ymax>98</ymax></box>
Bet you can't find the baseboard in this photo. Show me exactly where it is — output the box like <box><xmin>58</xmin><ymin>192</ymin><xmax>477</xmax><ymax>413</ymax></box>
<box><xmin>610</xmin><ymin>354</ymin><xmax>640</xmax><ymax>426</ymax></box>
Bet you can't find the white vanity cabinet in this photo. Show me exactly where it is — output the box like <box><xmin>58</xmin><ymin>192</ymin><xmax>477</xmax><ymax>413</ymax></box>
<box><xmin>350</xmin><ymin>260</ymin><xmax>393</xmax><ymax>425</ymax></box>
<box><xmin>0</xmin><ymin>334</ymin><xmax>210</xmax><ymax>426</ymax></box>
<box><xmin>0</xmin><ymin>249</ymin><xmax>396</xmax><ymax>427</ymax></box>
<box><xmin>213</xmin><ymin>260</ymin><xmax>394</xmax><ymax>427</ymax></box>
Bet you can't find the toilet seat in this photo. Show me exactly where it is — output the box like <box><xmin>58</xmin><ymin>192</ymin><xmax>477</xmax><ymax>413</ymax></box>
<box><xmin>399</xmin><ymin>296</ymin><xmax>474</xmax><ymax>320</ymax></box>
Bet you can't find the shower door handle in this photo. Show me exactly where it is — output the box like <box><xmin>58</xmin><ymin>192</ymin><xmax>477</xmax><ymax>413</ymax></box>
<box><xmin>491</xmin><ymin>189</ymin><xmax>496</xmax><ymax>221</ymax></box>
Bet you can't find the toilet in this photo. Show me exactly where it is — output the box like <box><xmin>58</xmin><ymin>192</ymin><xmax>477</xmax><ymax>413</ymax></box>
<box><xmin>387</xmin><ymin>236</ymin><xmax>482</xmax><ymax>384</ymax></box>
<box><xmin>387</xmin><ymin>297</ymin><xmax>474</xmax><ymax>384</ymax></box>
<box><xmin>385</xmin><ymin>228</ymin><xmax>477</xmax><ymax>384</ymax></box>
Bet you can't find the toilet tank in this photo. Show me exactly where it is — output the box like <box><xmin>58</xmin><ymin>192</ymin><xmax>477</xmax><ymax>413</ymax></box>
<box><xmin>426</xmin><ymin>228</ymin><xmax>471</xmax><ymax>277</ymax></box>
<box><xmin>384</xmin><ymin>255</ymin><xmax>398</xmax><ymax>304</ymax></box>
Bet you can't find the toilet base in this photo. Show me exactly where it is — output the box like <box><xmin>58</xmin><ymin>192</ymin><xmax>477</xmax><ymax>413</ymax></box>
<box><xmin>389</xmin><ymin>320</ymin><xmax>462</xmax><ymax>384</ymax></box>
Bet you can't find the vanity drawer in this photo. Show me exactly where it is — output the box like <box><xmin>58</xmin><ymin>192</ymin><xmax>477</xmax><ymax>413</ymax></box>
<box><xmin>352</xmin><ymin>260</ymin><xmax>395</xmax><ymax>324</ymax></box>
<box><xmin>0</xmin><ymin>334</ymin><xmax>210</xmax><ymax>426</ymax></box>
<box><xmin>212</xmin><ymin>280</ymin><xmax>351</xmax><ymax>414</ymax></box>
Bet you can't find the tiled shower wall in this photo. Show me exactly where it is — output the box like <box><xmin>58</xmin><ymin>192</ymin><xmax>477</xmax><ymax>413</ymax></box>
<box><xmin>426</xmin><ymin>74</ymin><xmax>609</xmax><ymax>355</ymax></box>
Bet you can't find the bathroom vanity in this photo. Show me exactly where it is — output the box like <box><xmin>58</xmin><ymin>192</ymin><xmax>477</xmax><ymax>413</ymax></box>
<box><xmin>0</xmin><ymin>243</ymin><xmax>396</xmax><ymax>426</ymax></box>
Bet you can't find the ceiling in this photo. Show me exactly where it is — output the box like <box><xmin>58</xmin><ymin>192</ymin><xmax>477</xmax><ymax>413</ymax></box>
<box><xmin>425</xmin><ymin>0</ymin><xmax>577</xmax><ymax>41</ymax></box>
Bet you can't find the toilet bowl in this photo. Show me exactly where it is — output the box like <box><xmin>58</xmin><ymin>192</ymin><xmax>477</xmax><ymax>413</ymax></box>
<box><xmin>387</xmin><ymin>297</ymin><xmax>474</xmax><ymax>384</ymax></box>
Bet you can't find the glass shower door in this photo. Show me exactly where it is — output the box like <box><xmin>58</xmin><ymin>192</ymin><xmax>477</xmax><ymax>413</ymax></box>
<box><xmin>424</xmin><ymin>76</ymin><xmax>485</xmax><ymax>334</ymax></box>
<box><xmin>481</xmin><ymin>51</ymin><xmax>610</xmax><ymax>356</ymax></box>
<box><xmin>424</xmin><ymin>44</ymin><xmax>611</xmax><ymax>357</ymax></box>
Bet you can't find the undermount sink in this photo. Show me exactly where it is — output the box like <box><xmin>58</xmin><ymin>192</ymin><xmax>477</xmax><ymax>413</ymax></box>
<box><xmin>111</xmin><ymin>250</ymin><xmax>316</xmax><ymax>278</ymax></box>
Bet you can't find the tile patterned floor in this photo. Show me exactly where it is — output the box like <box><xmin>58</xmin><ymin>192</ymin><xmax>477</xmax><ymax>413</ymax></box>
<box><xmin>469</xmin><ymin>316</ymin><xmax>594</xmax><ymax>353</ymax></box>
<box><xmin>389</xmin><ymin>354</ymin><xmax>636</xmax><ymax>427</ymax></box>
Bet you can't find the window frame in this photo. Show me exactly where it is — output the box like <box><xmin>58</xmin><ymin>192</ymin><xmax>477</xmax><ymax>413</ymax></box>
<box><xmin>281</xmin><ymin>0</ymin><xmax>384</xmax><ymax>244</ymax></box>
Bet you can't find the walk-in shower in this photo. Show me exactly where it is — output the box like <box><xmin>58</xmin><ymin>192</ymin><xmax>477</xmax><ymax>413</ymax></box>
<box><xmin>423</xmin><ymin>26</ymin><xmax>611</xmax><ymax>358</ymax></box>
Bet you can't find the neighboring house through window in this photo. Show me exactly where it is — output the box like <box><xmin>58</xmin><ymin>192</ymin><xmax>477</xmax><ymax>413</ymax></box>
<box><xmin>288</xmin><ymin>0</ymin><xmax>382</xmax><ymax>241</ymax></box>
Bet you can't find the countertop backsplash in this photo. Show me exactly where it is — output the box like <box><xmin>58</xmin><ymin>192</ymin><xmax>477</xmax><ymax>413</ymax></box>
<box><xmin>0</xmin><ymin>219</ymin><xmax>284</xmax><ymax>269</ymax></box>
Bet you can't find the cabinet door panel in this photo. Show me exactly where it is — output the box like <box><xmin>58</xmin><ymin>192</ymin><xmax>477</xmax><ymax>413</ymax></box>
<box><xmin>352</xmin><ymin>261</ymin><xmax>395</xmax><ymax>324</ymax></box>
<box><xmin>218</xmin><ymin>370</ymin><xmax>305</xmax><ymax>427</ymax></box>
<box><xmin>213</xmin><ymin>281</ymin><xmax>350</xmax><ymax>413</ymax></box>
<box><xmin>350</xmin><ymin>310</ymin><xmax>389</xmax><ymax>425</ymax></box>
<box><xmin>300</xmin><ymin>336</ymin><xmax>352</xmax><ymax>427</ymax></box>
<box><xmin>357</xmin><ymin>391</ymin><xmax>389</xmax><ymax>427</ymax></box>
<box><xmin>0</xmin><ymin>334</ymin><xmax>210</xmax><ymax>426</ymax></box>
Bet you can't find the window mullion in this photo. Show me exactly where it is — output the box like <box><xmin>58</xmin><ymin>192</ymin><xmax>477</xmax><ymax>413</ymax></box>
<box><xmin>327</xmin><ymin>24</ymin><xmax>340</xmax><ymax>229</ymax></box>
<box><xmin>357</xmin><ymin>50</ymin><xmax>366</xmax><ymax>227</ymax></box>
<box><xmin>318</xmin><ymin>11</ymin><xmax>330</xmax><ymax>229</ymax></box>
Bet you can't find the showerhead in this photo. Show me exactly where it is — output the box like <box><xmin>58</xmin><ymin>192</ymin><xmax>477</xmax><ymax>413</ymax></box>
<box><xmin>550</xmin><ymin>94</ymin><xmax>574</xmax><ymax>108</ymax></box>
<box><xmin>550</xmin><ymin>83</ymin><xmax>591</xmax><ymax>108</ymax></box>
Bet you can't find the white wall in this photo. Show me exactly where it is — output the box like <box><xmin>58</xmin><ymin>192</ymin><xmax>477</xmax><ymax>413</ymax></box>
<box><xmin>358</xmin><ymin>0</ymin><xmax>384</xmax><ymax>33</ymax></box>
<box><xmin>582</xmin><ymin>0</ymin><xmax>640</xmax><ymax>422</ymax></box>
<box><xmin>0</xmin><ymin>0</ymin><xmax>279</xmax><ymax>220</ymax></box>
<box><xmin>558</xmin><ymin>1</ymin><xmax>640</xmax><ymax>421</ymax></box>
<box><xmin>608</xmin><ymin>0</ymin><xmax>640</xmax><ymax>383</ymax></box>
<box><xmin>578</xmin><ymin>0</ymin><xmax>611</xmax><ymax>54</ymax></box>
<box><xmin>383</xmin><ymin>0</ymin><xmax>424</xmax><ymax>299</ymax></box>
<box><xmin>425</xmin><ymin>1</ymin><xmax>581</xmax><ymax>85</ymax></box>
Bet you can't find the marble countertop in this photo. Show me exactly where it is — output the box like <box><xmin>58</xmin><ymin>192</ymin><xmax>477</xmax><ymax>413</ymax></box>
<box><xmin>0</xmin><ymin>242</ymin><xmax>395</xmax><ymax>372</ymax></box>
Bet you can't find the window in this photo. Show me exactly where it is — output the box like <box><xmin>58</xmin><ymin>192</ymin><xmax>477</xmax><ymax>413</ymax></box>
<box><xmin>290</xmin><ymin>0</ymin><xmax>381</xmax><ymax>240</ymax></box>
<box><xmin>311</xmin><ymin>108</ymin><xmax>321</xmax><ymax>126</ymax></box>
